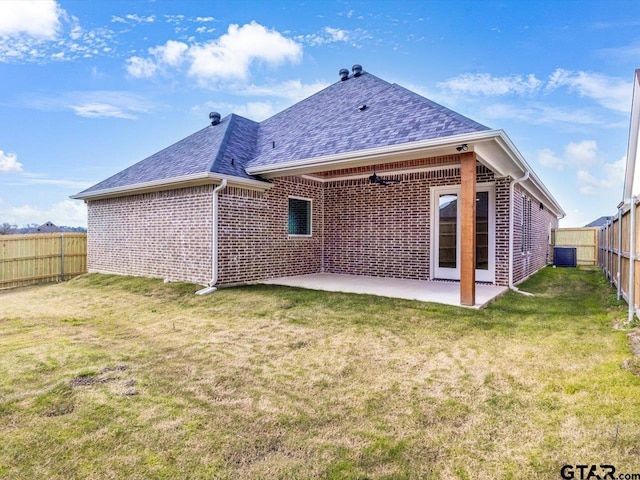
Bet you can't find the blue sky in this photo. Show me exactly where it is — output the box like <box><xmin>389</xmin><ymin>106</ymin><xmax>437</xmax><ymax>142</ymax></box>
<box><xmin>0</xmin><ymin>0</ymin><xmax>638</xmax><ymax>227</ymax></box>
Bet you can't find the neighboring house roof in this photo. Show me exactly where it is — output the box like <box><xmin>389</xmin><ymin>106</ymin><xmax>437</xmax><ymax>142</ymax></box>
<box><xmin>623</xmin><ymin>69</ymin><xmax>640</xmax><ymax>202</ymax></box>
<box><xmin>72</xmin><ymin>67</ymin><xmax>564</xmax><ymax>218</ymax></box>
<box><xmin>584</xmin><ymin>216</ymin><xmax>612</xmax><ymax>228</ymax></box>
<box><xmin>37</xmin><ymin>221</ymin><xmax>61</xmax><ymax>233</ymax></box>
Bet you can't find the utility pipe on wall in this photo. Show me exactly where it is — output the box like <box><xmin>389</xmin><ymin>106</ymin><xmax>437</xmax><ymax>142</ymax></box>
<box><xmin>196</xmin><ymin>179</ymin><xmax>228</xmax><ymax>296</ymax></box>
<box><xmin>508</xmin><ymin>170</ymin><xmax>533</xmax><ymax>296</ymax></box>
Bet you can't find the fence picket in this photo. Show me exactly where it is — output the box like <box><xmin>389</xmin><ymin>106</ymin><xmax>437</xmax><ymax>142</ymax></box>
<box><xmin>0</xmin><ymin>233</ymin><xmax>86</xmax><ymax>289</ymax></box>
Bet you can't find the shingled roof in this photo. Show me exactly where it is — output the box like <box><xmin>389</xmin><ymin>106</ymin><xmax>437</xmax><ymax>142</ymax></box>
<box><xmin>75</xmin><ymin>69</ymin><xmax>490</xmax><ymax>197</ymax></box>
<box><xmin>80</xmin><ymin>114</ymin><xmax>259</xmax><ymax>194</ymax></box>
<box><xmin>252</xmin><ymin>72</ymin><xmax>489</xmax><ymax>168</ymax></box>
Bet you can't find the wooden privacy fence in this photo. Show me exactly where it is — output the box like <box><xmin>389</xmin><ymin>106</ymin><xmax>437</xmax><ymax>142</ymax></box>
<box><xmin>0</xmin><ymin>233</ymin><xmax>87</xmax><ymax>289</ymax></box>
<box><xmin>551</xmin><ymin>227</ymin><xmax>599</xmax><ymax>266</ymax></box>
<box><xmin>599</xmin><ymin>201</ymin><xmax>637</xmax><ymax>321</ymax></box>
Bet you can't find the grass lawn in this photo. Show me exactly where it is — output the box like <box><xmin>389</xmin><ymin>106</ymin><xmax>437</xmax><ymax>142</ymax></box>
<box><xmin>1</xmin><ymin>267</ymin><xmax>639</xmax><ymax>479</ymax></box>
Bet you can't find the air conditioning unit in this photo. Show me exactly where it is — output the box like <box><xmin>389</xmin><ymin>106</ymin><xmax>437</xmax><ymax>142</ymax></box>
<box><xmin>553</xmin><ymin>247</ymin><xmax>577</xmax><ymax>267</ymax></box>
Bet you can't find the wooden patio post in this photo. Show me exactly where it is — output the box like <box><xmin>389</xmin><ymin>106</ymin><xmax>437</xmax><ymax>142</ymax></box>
<box><xmin>460</xmin><ymin>151</ymin><xmax>476</xmax><ymax>306</ymax></box>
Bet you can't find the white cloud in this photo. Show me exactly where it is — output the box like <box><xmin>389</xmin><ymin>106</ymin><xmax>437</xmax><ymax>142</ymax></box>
<box><xmin>125</xmin><ymin>14</ymin><xmax>155</xmax><ymax>24</ymax></box>
<box><xmin>187</xmin><ymin>22</ymin><xmax>302</xmax><ymax>82</ymax></box>
<box><xmin>440</xmin><ymin>69</ymin><xmax>630</xmax><ymax>110</ymax></box>
<box><xmin>1</xmin><ymin>199</ymin><xmax>86</xmax><ymax>227</ymax></box>
<box><xmin>66</xmin><ymin>91</ymin><xmax>152</xmax><ymax>119</ymax></box>
<box><xmin>545</xmin><ymin>68</ymin><xmax>631</xmax><ymax>113</ymax></box>
<box><xmin>0</xmin><ymin>0</ymin><xmax>62</xmax><ymax>39</ymax></box>
<box><xmin>163</xmin><ymin>14</ymin><xmax>185</xmax><ymax>24</ymax></box>
<box><xmin>196</xmin><ymin>26</ymin><xmax>216</xmax><ymax>34</ymax></box>
<box><xmin>297</xmin><ymin>26</ymin><xmax>350</xmax><ymax>46</ymax></box>
<box><xmin>196</xmin><ymin>17</ymin><xmax>215</xmax><ymax>22</ymax></box>
<box><xmin>234</xmin><ymin>101</ymin><xmax>277</xmax><ymax>121</ymax></box>
<box><xmin>69</xmin><ymin>103</ymin><xmax>137</xmax><ymax>119</ymax></box>
<box><xmin>564</xmin><ymin>140</ymin><xmax>598</xmax><ymax>166</ymax></box>
<box><xmin>18</xmin><ymin>173</ymin><xmax>91</xmax><ymax>189</ymax></box>
<box><xmin>604</xmin><ymin>155</ymin><xmax>626</xmax><ymax>185</ymax></box>
<box><xmin>483</xmin><ymin>103</ymin><xmax>605</xmax><ymax>126</ymax></box>
<box><xmin>149</xmin><ymin>40</ymin><xmax>188</xmax><ymax>67</ymax></box>
<box><xmin>537</xmin><ymin>140</ymin><xmax>599</xmax><ymax>171</ymax></box>
<box><xmin>537</xmin><ymin>148</ymin><xmax>563</xmax><ymax>170</ymax></box>
<box><xmin>125</xmin><ymin>22</ymin><xmax>301</xmax><ymax>84</ymax></box>
<box><xmin>0</xmin><ymin>4</ymin><xmax>117</xmax><ymax>64</ymax></box>
<box><xmin>438</xmin><ymin>73</ymin><xmax>543</xmax><ymax>96</ymax></box>
<box><xmin>577</xmin><ymin>169</ymin><xmax>613</xmax><ymax>195</ymax></box>
<box><xmin>574</xmin><ymin>155</ymin><xmax>625</xmax><ymax>197</ymax></box>
<box><xmin>598</xmin><ymin>42</ymin><xmax>640</xmax><ymax>60</ymax></box>
<box><xmin>126</xmin><ymin>56</ymin><xmax>157</xmax><ymax>78</ymax></box>
<box><xmin>0</xmin><ymin>150</ymin><xmax>23</xmax><ymax>173</ymax></box>
<box><xmin>24</xmin><ymin>90</ymin><xmax>153</xmax><ymax>120</ymax></box>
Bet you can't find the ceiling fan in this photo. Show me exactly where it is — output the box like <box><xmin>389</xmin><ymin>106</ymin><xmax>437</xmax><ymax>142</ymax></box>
<box><xmin>369</xmin><ymin>170</ymin><xmax>401</xmax><ymax>186</ymax></box>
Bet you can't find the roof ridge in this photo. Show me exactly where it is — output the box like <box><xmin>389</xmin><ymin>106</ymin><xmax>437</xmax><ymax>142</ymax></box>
<box><xmin>260</xmin><ymin>71</ymin><xmax>391</xmax><ymax>124</ymax></box>
<box><xmin>205</xmin><ymin>114</ymin><xmax>236</xmax><ymax>173</ymax></box>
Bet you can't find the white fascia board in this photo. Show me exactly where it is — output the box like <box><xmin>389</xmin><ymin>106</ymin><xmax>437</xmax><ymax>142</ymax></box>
<box><xmin>245</xmin><ymin>130</ymin><xmax>502</xmax><ymax>176</ymax></box>
<box><xmin>70</xmin><ymin>172</ymin><xmax>272</xmax><ymax>201</ymax></box>
<box><xmin>247</xmin><ymin>126</ymin><xmax>565</xmax><ymax>218</ymax></box>
<box><xmin>624</xmin><ymin>70</ymin><xmax>640</xmax><ymax>201</ymax></box>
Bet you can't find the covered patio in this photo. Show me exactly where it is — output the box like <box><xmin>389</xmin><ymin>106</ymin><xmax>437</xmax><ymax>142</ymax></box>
<box><xmin>261</xmin><ymin>273</ymin><xmax>508</xmax><ymax>309</ymax></box>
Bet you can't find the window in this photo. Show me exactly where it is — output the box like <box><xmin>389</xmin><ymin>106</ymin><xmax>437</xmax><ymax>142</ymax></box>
<box><xmin>288</xmin><ymin>197</ymin><xmax>311</xmax><ymax>236</ymax></box>
<box><xmin>521</xmin><ymin>195</ymin><xmax>532</xmax><ymax>253</ymax></box>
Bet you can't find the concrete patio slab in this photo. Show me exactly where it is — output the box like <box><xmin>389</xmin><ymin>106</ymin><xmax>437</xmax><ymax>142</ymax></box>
<box><xmin>261</xmin><ymin>273</ymin><xmax>508</xmax><ymax>309</ymax></box>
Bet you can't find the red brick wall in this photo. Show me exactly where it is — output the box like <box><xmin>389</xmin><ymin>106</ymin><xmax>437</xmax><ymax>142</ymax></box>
<box><xmin>87</xmin><ymin>186</ymin><xmax>212</xmax><ymax>284</ymax></box>
<box><xmin>495</xmin><ymin>177</ymin><xmax>511</xmax><ymax>286</ymax></box>
<box><xmin>217</xmin><ymin>177</ymin><xmax>324</xmax><ymax>285</ymax></box>
<box><xmin>86</xmin><ymin>163</ymin><xmax>557</xmax><ymax>288</ymax></box>
<box><xmin>323</xmin><ymin>165</ymin><xmax>496</xmax><ymax>281</ymax></box>
<box><xmin>512</xmin><ymin>184</ymin><xmax>559</xmax><ymax>284</ymax></box>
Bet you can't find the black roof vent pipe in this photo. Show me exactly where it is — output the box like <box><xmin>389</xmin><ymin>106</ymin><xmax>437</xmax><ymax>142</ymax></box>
<box><xmin>339</xmin><ymin>68</ymin><xmax>349</xmax><ymax>81</ymax></box>
<box><xmin>209</xmin><ymin>112</ymin><xmax>221</xmax><ymax>126</ymax></box>
<box><xmin>352</xmin><ymin>64</ymin><xmax>363</xmax><ymax>77</ymax></box>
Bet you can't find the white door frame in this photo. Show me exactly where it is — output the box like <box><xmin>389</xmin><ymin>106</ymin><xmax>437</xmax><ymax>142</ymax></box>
<box><xmin>431</xmin><ymin>183</ymin><xmax>496</xmax><ymax>283</ymax></box>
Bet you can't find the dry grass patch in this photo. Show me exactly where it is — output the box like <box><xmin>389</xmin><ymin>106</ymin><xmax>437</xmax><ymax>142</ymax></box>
<box><xmin>1</xmin><ymin>268</ymin><xmax>639</xmax><ymax>479</ymax></box>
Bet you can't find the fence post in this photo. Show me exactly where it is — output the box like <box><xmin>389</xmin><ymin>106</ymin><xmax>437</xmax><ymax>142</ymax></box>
<box><xmin>629</xmin><ymin>199</ymin><xmax>637</xmax><ymax>324</ymax></box>
<box><xmin>60</xmin><ymin>233</ymin><xmax>65</xmax><ymax>282</ymax></box>
<box><xmin>608</xmin><ymin>222</ymin><xmax>613</xmax><ymax>286</ymax></box>
<box><xmin>618</xmin><ymin>206</ymin><xmax>623</xmax><ymax>300</ymax></box>
<box><xmin>605</xmin><ymin>222</ymin><xmax>609</xmax><ymax>280</ymax></box>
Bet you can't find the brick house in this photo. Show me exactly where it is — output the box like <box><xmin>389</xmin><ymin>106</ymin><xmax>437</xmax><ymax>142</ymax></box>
<box><xmin>72</xmin><ymin>66</ymin><xmax>564</xmax><ymax>306</ymax></box>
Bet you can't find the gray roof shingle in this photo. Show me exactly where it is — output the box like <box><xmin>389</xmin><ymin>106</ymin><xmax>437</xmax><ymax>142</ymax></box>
<box><xmin>78</xmin><ymin>70</ymin><xmax>490</xmax><ymax>195</ymax></box>
<box><xmin>251</xmin><ymin>72</ymin><xmax>489</xmax><ymax>168</ymax></box>
<box><xmin>79</xmin><ymin>114</ymin><xmax>259</xmax><ymax>194</ymax></box>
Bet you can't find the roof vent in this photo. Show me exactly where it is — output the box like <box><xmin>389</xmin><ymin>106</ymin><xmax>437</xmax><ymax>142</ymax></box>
<box><xmin>352</xmin><ymin>64</ymin><xmax>363</xmax><ymax>77</ymax></box>
<box><xmin>209</xmin><ymin>112</ymin><xmax>221</xmax><ymax>126</ymax></box>
<box><xmin>339</xmin><ymin>68</ymin><xmax>349</xmax><ymax>81</ymax></box>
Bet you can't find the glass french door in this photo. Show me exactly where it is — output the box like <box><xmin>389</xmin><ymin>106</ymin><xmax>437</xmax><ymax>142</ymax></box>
<box><xmin>432</xmin><ymin>185</ymin><xmax>495</xmax><ymax>282</ymax></box>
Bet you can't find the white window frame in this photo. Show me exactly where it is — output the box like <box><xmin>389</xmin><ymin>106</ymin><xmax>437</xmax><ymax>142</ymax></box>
<box><xmin>430</xmin><ymin>183</ymin><xmax>496</xmax><ymax>283</ymax></box>
<box><xmin>287</xmin><ymin>196</ymin><xmax>313</xmax><ymax>237</ymax></box>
